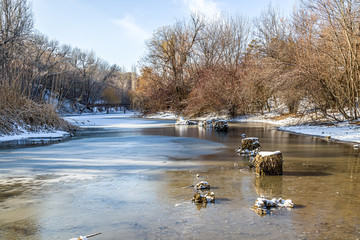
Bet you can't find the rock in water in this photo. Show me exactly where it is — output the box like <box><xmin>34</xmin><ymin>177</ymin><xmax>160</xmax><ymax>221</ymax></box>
<box><xmin>204</xmin><ymin>192</ymin><xmax>215</xmax><ymax>203</ymax></box>
<box><xmin>199</xmin><ymin>120</ymin><xmax>213</xmax><ymax>128</ymax></box>
<box><xmin>214</xmin><ymin>120</ymin><xmax>228</xmax><ymax>131</ymax></box>
<box><xmin>175</xmin><ymin>116</ymin><xmax>197</xmax><ymax>125</ymax></box>
<box><xmin>252</xmin><ymin>151</ymin><xmax>283</xmax><ymax>175</ymax></box>
<box><xmin>251</xmin><ymin>197</ymin><xmax>294</xmax><ymax>216</ymax></box>
<box><xmin>194</xmin><ymin>181</ymin><xmax>211</xmax><ymax>190</ymax></box>
<box><xmin>237</xmin><ymin>137</ymin><xmax>261</xmax><ymax>155</ymax></box>
<box><xmin>192</xmin><ymin>192</ymin><xmax>215</xmax><ymax>203</ymax></box>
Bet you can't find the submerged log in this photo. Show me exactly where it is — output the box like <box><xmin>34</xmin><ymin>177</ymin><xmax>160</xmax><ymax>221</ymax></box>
<box><xmin>252</xmin><ymin>151</ymin><xmax>283</xmax><ymax>175</ymax></box>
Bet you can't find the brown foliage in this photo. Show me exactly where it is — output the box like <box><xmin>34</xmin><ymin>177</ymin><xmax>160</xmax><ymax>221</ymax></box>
<box><xmin>185</xmin><ymin>66</ymin><xmax>245</xmax><ymax>117</ymax></box>
<box><xmin>135</xmin><ymin>0</ymin><xmax>360</xmax><ymax>120</ymax></box>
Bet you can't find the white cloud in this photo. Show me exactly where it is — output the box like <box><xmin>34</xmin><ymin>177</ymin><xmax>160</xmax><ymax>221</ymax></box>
<box><xmin>182</xmin><ymin>0</ymin><xmax>221</xmax><ymax>17</ymax></box>
<box><xmin>113</xmin><ymin>14</ymin><xmax>149</xmax><ymax>41</ymax></box>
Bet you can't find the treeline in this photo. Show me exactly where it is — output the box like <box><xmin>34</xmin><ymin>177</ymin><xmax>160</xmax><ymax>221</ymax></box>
<box><xmin>0</xmin><ymin>0</ymin><xmax>134</xmax><ymax>134</ymax></box>
<box><xmin>133</xmin><ymin>0</ymin><xmax>360</xmax><ymax>121</ymax></box>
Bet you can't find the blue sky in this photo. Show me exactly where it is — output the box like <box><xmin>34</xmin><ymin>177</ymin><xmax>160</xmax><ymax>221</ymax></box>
<box><xmin>31</xmin><ymin>0</ymin><xmax>297</xmax><ymax>71</ymax></box>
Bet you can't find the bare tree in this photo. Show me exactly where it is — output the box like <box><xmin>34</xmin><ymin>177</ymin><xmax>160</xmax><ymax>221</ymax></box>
<box><xmin>299</xmin><ymin>0</ymin><xmax>360</xmax><ymax>120</ymax></box>
<box><xmin>0</xmin><ymin>0</ymin><xmax>33</xmax><ymax>77</ymax></box>
<box><xmin>143</xmin><ymin>13</ymin><xmax>205</xmax><ymax>110</ymax></box>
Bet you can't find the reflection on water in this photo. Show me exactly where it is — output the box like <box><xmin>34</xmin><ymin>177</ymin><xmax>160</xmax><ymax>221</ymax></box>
<box><xmin>0</xmin><ymin>118</ymin><xmax>359</xmax><ymax>239</ymax></box>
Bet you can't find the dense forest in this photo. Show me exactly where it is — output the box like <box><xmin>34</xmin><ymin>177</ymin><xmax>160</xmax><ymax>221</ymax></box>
<box><xmin>133</xmin><ymin>0</ymin><xmax>360</xmax><ymax>121</ymax></box>
<box><xmin>0</xmin><ymin>0</ymin><xmax>135</xmax><ymax>135</ymax></box>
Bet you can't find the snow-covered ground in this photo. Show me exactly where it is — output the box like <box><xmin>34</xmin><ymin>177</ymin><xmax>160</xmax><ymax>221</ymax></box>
<box><xmin>0</xmin><ymin>111</ymin><xmax>141</xmax><ymax>143</ymax></box>
<box><xmin>2</xmin><ymin>109</ymin><xmax>360</xmax><ymax>145</ymax></box>
<box><xmin>232</xmin><ymin>112</ymin><xmax>360</xmax><ymax>144</ymax></box>
<box><xmin>64</xmin><ymin>111</ymin><xmax>170</xmax><ymax>129</ymax></box>
<box><xmin>145</xmin><ymin>111</ymin><xmax>310</xmax><ymax>125</ymax></box>
<box><xmin>279</xmin><ymin>123</ymin><xmax>360</xmax><ymax>144</ymax></box>
<box><xmin>144</xmin><ymin>111</ymin><xmax>178</xmax><ymax>120</ymax></box>
<box><xmin>144</xmin><ymin>111</ymin><xmax>229</xmax><ymax>121</ymax></box>
<box><xmin>231</xmin><ymin>112</ymin><xmax>314</xmax><ymax>126</ymax></box>
<box><xmin>0</xmin><ymin>130</ymin><xmax>70</xmax><ymax>143</ymax></box>
<box><xmin>144</xmin><ymin>111</ymin><xmax>360</xmax><ymax>144</ymax></box>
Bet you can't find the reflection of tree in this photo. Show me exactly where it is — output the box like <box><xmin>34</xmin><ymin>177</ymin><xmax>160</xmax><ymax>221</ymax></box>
<box><xmin>253</xmin><ymin>175</ymin><xmax>283</xmax><ymax>197</ymax></box>
<box><xmin>193</xmin><ymin>202</ymin><xmax>208</xmax><ymax>211</ymax></box>
<box><xmin>348</xmin><ymin>152</ymin><xmax>360</xmax><ymax>182</ymax></box>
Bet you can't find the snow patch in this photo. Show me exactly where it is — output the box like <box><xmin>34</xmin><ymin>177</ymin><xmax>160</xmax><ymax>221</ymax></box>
<box><xmin>279</xmin><ymin>123</ymin><xmax>360</xmax><ymax>143</ymax></box>
<box><xmin>258</xmin><ymin>151</ymin><xmax>282</xmax><ymax>157</ymax></box>
<box><xmin>145</xmin><ymin>111</ymin><xmax>178</xmax><ymax>120</ymax></box>
<box><xmin>0</xmin><ymin>130</ymin><xmax>69</xmax><ymax>143</ymax></box>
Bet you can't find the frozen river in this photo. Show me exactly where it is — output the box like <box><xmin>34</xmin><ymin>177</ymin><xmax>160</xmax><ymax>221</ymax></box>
<box><xmin>0</xmin><ymin>114</ymin><xmax>359</xmax><ymax>239</ymax></box>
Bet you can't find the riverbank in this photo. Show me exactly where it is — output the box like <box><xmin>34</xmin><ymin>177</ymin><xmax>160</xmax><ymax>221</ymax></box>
<box><xmin>1</xmin><ymin>110</ymin><xmax>359</xmax><ymax>146</ymax></box>
<box><xmin>0</xmin><ymin>130</ymin><xmax>70</xmax><ymax>143</ymax></box>
<box><xmin>145</xmin><ymin>111</ymin><xmax>360</xmax><ymax>144</ymax></box>
<box><xmin>0</xmin><ymin>111</ymin><xmax>142</xmax><ymax>145</ymax></box>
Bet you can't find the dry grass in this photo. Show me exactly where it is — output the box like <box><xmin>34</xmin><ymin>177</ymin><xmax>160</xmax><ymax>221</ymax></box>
<box><xmin>0</xmin><ymin>83</ymin><xmax>77</xmax><ymax>136</ymax></box>
<box><xmin>270</xmin><ymin>113</ymin><xmax>297</xmax><ymax>121</ymax></box>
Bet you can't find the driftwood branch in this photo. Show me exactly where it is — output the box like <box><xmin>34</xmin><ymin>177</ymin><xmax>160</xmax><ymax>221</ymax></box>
<box><xmin>85</xmin><ymin>232</ymin><xmax>102</xmax><ymax>238</ymax></box>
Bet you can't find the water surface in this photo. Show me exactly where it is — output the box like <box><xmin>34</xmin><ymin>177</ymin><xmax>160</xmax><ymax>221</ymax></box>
<box><xmin>0</xmin><ymin>115</ymin><xmax>359</xmax><ymax>239</ymax></box>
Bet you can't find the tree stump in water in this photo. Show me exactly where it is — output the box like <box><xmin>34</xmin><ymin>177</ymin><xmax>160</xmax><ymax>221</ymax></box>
<box><xmin>238</xmin><ymin>137</ymin><xmax>261</xmax><ymax>155</ymax></box>
<box><xmin>214</xmin><ymin>120</ymin><xmax>228</xmax><ymax>131</ymax></box>
<box><xmin>252</xmin><ymin>151</ymin><xmax>283</xmax><ymax>175</ymax></box>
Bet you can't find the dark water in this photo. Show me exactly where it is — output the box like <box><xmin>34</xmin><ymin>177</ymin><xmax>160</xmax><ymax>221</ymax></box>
<box><xmin>0</xmin><ymin>117</ymin><xmax>359</xmax><ymax>239</ymax></box>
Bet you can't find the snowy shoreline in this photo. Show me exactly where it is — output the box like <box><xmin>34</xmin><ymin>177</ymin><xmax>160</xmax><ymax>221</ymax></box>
<box><xmin>0</xmin><ymin>130</ymin><xmax>70</xmax><ymax>143</ymax></box>
<box><xmin>278</xmin><ymin>124</ymin><xmax>360</xmax><ymax>145</ymax></box>
<box><xmin>0</xmin><ymin>111</ymin><xmax>140</xmax><ymax>144</ymax></box>
<box><xmin>145</xmin><ymin>111</ymin><xmax>360</xmax><ymax>145</ymax></box>
<box><xmin>1</xmin><ymin>110</ymin><xmax>359</xmax><ymax>146</ymax></box>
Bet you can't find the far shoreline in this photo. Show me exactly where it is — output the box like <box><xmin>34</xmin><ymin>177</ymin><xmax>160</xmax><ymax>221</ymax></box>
<box><xmin>1</xmin><ymin>111</ymin><xmax>359</xmax><ymax>148</ymax></box>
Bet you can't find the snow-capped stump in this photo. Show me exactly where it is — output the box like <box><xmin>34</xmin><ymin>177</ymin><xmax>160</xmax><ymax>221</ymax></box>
<box><xmin>214</xmin><ymin>120</ymin><xmax>228</xmax><ymax>131</ymax></box>
<box><xmin>194</xmin><ymin>181</ymin><xmax>211</xmax><ymax>190</ymax></box>
<box><xmin>237</xmin><ymin>137</ymin><xmax>261</xmax><ymax>155</ymax></box>
<box><xmin>252</xmin><ymin>151</ymin><xmax>283</xmax><ymax>175</ymax></box>
<box><xmin>192</xmin><ymin>191</ymin><xmax>215</xmax><ymax>203</ymax></box>
<box><xmin>251</xmin><ymin>197</ymin><xmax>294</xmax><ymax>216</ymax></box>
<box><xmin>175</xmin><ymin>116</ymin><xmax>197</xmax><ymax>125</ymax></box>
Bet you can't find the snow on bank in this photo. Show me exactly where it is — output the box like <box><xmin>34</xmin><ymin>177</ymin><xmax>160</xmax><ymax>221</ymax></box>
<box><xmin>145</xmin><ymin>111</ymin><xmax>360</xmax><ymax>144</ymax></box>
<box><xmin>237</xmin><ymin>113</ymin><xmax>360</xmax><ymax>144</ymax></box>
<box><xmin>144</xmin><ymin>111</ymin><xmax>229</xmax><ymax>121</ymax></box>
<box><xmin>0</xmin><ymin>111</ymin><xmax>170</xmax><ymax>144</ymax></box>
<box><xmin>0</xmin><ymin>130</ymin><xmax>70</xmax><ymax>143</ymax></box>
<box><xmin>145</xmin><ymin>111</ymin><xmax>310</xmax><ymax>126</ymax></box>
<box><xmin>64</xmin><ymin>111</ymin><xmax>171</xmax><ymax>129</ymax></box>
<box><xmin>144</xmin><ymin>111</ymin><xmax>178</xmax><ymax>120</ymax></box>
<box><xmin>231</xmin><ymin>112</ymin><xmax>313</xmax><ymax>126</ymax></box>
<box><xmin>279</xmin><ymin>123</ymin><xmax>360</xmax><ymax>144</ymax></box>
